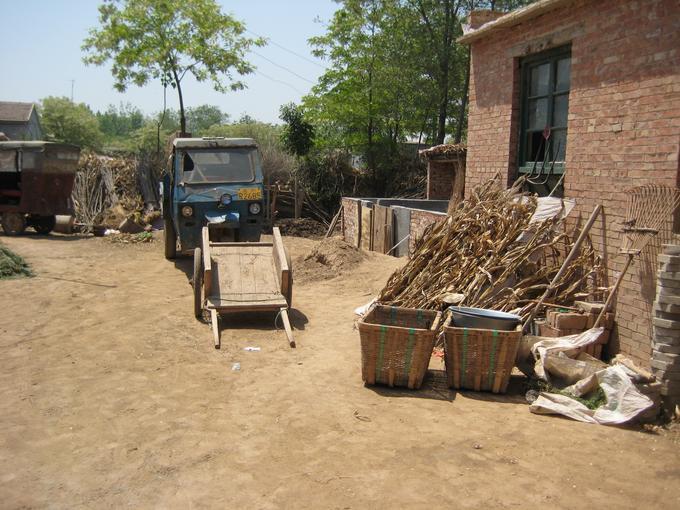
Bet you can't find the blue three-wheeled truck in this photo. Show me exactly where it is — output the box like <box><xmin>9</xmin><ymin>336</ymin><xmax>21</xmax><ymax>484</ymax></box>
<box><xmin>162</xmin><ymin>137</ymin><xmax>294</xmax><ymax>348</ymax></box>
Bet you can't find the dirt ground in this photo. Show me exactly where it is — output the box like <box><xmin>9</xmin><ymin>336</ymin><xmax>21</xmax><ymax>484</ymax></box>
<box><xmin>1</xmin><ymin>233</ymin><xmax>679</xmax><ymax>509</ymax></box>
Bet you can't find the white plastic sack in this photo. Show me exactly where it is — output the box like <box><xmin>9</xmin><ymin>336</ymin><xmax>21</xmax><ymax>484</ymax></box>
<box><xmin>530</xmin><ymin>327</ymin><xmax>606</xmax><ymax>383</ymax></box>
<box><xmin>354</xmin><ymin>298</ymin><xmax>377</xmax><ymax>317</ymax></box>
<box><xmin>529</xmin><ymin>365</ymin><xmax>653</xmax><ymax>425</ymax></box>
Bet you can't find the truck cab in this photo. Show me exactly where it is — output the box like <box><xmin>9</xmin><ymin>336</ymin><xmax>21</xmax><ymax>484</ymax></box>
<box><xmin>162</xmin><ymin>137</ymin><xmax>265</xmax><ymax>259</ymax></box>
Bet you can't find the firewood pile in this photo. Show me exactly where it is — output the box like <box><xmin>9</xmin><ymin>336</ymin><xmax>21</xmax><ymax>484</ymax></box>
<box><xmin>378</xmin><ymin>177</ymin><xmax>604</xmax><ymax>322</ymax></box>
<box><xmin>72</xmin><ymin>153</ymin><xmax>158</xmax><ymax>229</ymax></box>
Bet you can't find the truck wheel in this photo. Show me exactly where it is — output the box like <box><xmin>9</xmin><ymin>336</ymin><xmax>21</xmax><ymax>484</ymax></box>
<box><xmin>193</xmin><ymin>247</ymin><xmax>203</xmax><ymax>320</ymax></box>
<box><xmin>164</xmin><ymin>218</ymin><xmax>177</xmax><ymax>260</ymax></box>
<box><xmin>1</xmin><ymin>213</ymin><xmax>27</xmax><ymax>236</ymax></box>
<box><xmin>32</xmin><ymin>215</ymin><xmax>56</xmax><ymax>235</ymax></box>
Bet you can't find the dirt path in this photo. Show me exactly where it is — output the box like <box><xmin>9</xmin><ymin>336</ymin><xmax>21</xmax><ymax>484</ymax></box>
<box><xmin>1</xmin><ymin>233</ymin><xmax>679</xmax><ymax>509</ymax></box>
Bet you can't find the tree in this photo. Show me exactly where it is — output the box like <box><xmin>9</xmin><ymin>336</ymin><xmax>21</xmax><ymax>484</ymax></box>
<box><xmin>82</xmin><ymin>0</ymin><xmax>263</xmax><ymax>134</ymax></box>
<box><xmin>97</xmin><ymin>102</ymin><xmax>144</xmax><ymax>138</ymax></box>
<box><xmin>186</xmin><ymin>104</ymin><xmax>228</xmax><ymax>135</ymax></box>
<box><xmin>279</xmin><ymin>103</ymin><xmax>315</xmax><ymax>157</ymax></box>
<box><xmin>40</xmin><ymin>96</ymin><xmax>104</xmax><ymax>149</ymax></box>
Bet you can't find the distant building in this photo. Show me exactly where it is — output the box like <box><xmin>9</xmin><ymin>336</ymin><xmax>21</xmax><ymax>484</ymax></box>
<box><xmin>0</xmin><ymin>102</ymin><xmax>43</xmax><ymax>140</ymax></box>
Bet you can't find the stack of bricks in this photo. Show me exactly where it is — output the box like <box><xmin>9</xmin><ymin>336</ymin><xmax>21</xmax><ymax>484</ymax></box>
<box><xmin>651</xmin><ymin>244</ymin><xmax>680</xmax><ymax>410</ymax></box>
<box><xmin>538</xmin><ymin>303</ymin><xmax>615</xmax><ymax>359</ymax></box>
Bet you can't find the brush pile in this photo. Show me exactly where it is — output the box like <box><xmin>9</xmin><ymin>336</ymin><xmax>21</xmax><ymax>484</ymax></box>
<box><xmin>72</xmin><ymin>153</ymin><xmax>143</xmax><ymax>228</ymax></box>
<box><xmin>0</xmin><ymin>242</ymin><xmax>32</xmax><ymax>279</ymax></box>
<box><xmin>378</xmin><ymin>177</ymin><xmax>603</xmax><ymax>322</ymax></box>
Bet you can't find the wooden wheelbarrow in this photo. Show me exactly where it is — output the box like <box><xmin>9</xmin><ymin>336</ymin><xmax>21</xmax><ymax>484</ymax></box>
<box><xmin>192</xmin><ymin>226</ymin><xmax>295</xmax><ymax>348</ymax></box>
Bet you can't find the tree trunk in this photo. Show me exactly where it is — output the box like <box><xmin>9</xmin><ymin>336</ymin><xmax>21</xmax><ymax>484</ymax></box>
<box><xmin>171</xmin><ymin>66</ymin><xmax>187</xmax><ymax>135</ymax></box>
<box><xmin>454</xmin><ymin>46</ymin><xmax>471</xmax><ymax>144</ymax></box>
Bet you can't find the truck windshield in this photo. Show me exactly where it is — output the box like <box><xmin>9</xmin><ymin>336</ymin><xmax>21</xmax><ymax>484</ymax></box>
<box><xmin>182</xmin><ymin>148</ymin><xmax>255</xmax><ymax>184</ymax></box>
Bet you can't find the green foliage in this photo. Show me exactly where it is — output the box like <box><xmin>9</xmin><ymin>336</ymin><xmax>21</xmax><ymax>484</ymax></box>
<box><xmin>97</xmin><ymin>103</ymin><xmax>144</xmax><ymax>138</ymax></box>
<box><xmin>186</xmin><ymin>104</ymin><xmax>229</xmax><ymax>135</ymax></box>
<box><xmin>528</xmin><ymin>379</ymin><xmax>608</xmax><ymax>410</ymax></box>
<box><xmin>304</xmin><ymin>0</ymin><xmax>536</xmax><ymax>194</ymax></box>
<box><xmin>40</xmin><ymin>96</ymin><xmax>104</xmax><ymax>149</ymax></box>
<box><xmin>296</xmin><ymin>151</ymin><xmax>353</xmax><ymax>213</ymax></box>
<box><xmin>82</xmin><ymin>0</ymin><xmax>263</xmax><ymax>132</ymax></box>
<box><xmin>279</xmin><ymin>103</ymin><xmax>315</xmax><ymax>157</ymax></box>
<box><xmin>0</xmin><ymin>243</ymin><xmax>32</xmax><ymax>279</ymax></box>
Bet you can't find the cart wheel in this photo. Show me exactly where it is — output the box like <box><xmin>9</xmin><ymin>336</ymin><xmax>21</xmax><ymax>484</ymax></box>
<box><xmin>164</xmin><ymin>218</ymin><xmax>177</xmax><ymax>260</ymax></box>
<box><xmin>32</xmin><ymin>215</ymin><xmax>56</xmax><ymax>235</ymax></box>
<box><xmin>1</xmin><ymin>213</ymin><xmax>27</xmax><ymax>236</ymax></box>
<box><xmin>193</xmin><ymin>247</ymin><xmax>203</xmax><ymax>320</ymax></box>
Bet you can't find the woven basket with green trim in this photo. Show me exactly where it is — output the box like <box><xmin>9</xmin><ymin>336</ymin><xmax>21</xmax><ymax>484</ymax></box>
<box><xmin>358</xmin><ymin>305</ymin><xmax>441</xmax><ymax>389</ymax></box>
<box><xmin>443</xmin><ymin>316</ymin><xmax>521</xmax><ymax>394</ymax></box>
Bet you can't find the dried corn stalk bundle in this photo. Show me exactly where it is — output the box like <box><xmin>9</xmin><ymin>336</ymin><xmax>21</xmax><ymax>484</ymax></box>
<box><xmin>378</xmin><ymin>177</ymin><xmax>602</xmax><ymax>321</ymax></box>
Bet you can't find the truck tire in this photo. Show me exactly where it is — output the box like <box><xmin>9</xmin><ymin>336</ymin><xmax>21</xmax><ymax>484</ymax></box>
<box><xmin>32</xmin><ymin>215</ymin><xmax>56</xmax><ymax>235</ymax></box>
<box><xmin>164</xmin><ymin>218</ymin><xmax>177</xmax><ymax>260</ymax></box>
<box><xmin>1</xmin><ymin>213</ymin><xmax>27</xmax><ymax>236</ymax></box>
<box><xmin>193</xmin><ymin>247</ymin><xmax>203</xmax><ymax>320</ymax></box>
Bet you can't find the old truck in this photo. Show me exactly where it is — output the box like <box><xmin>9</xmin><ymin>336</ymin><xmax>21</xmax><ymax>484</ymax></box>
<box><xmin>162</xmin><ymin>137</ymin><xmax>294</xmax><ymax>348</ymax></box>
<box><xmin>161</xmin><ymin>137</ymin><xmax>266</xmax><ymax>259</ymax></box>
<box><xmin>0</xmin><ymin>141</ymin><xmax>80</xmax><ymax>235</ymax></box>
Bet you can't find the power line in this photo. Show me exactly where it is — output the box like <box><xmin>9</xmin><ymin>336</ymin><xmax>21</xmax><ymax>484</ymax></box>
<box><xmin>253</xmin><ymin>70</ymin><xmax>306</xmax><ymax>95</ymax></box>
<box><xmin>246</xmin><ymin>29</ymin><xmax>327</xmax><ymax>69</ymax></box>
<box><xmin>250</xmin><ymin>49</ymin><xmax>317</xmax><ymax>84</ymax></box>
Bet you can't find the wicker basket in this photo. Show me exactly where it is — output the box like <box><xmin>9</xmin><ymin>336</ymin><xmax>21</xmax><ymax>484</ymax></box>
<box><xmin>359</xmin><ymin>305</ymin><xmax>441</xmax><ymax>389</ymax></box>
<box><xmin>443</xmin><ymin>316</ymin><xmax>521</xmax><ymax>393</ymax></box>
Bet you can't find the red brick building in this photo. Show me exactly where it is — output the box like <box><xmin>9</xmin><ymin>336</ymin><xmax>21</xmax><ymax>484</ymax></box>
<box><xmin>460</xmin><ymin>0</ymin><xmax>679</xmax><ymax>368</ymax></box>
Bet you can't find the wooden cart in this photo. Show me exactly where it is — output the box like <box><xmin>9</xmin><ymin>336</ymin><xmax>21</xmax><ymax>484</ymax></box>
<box><xmin>193</xmin><ymin>226</ymin><xmax>294</xmax><ymax>348</ymax></box>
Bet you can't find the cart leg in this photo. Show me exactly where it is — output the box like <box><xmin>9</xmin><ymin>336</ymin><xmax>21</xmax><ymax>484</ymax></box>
<box><xmin>279</xmin><ymin>308</ymin><xmax>295</xmax><ymax>348</ymax></box>
<box><xmin>211</xmin><ymin>309</ymin><xmax>221</xmax><ymax>349</ymax></box>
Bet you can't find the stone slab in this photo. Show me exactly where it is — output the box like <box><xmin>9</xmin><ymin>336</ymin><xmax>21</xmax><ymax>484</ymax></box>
<box><xmin>661</xmin><ymin>244</ymin><xmax>680</xmax><ymax>256</ymax></box>
<box><xmin>653</xmin><ymin>318</ymin><xmax>680</xmax><ymax>330</ymax></box>
<box><xmin>654</xmin><ymin>301</ymin><xmax>680</xmax><ymax>314</ymax></box>
<box><xmin>656</xmin><ymin>293</ymin><xmax>680</xmax><ymax>306</ymax></box>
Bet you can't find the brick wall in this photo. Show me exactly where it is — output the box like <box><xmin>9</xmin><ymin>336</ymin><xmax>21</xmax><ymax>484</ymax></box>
<box><xmin>427</xmin><ymin>158</ymin><xmax>466</xmax><ymax>201</ymax></box>
<box><xmin>427</xmin><ymin>161</ymin><xmax>454</xmax><ymax>200</ymax></box>
<box><xmin>465</xmin><ymin>0</ymin><xmax>680</xmax><ymax>367</ymax></box>
<box><xmin>409</xmin><ymin>210</ymin><xmax>447</xmax><ymax>254</ymax></box>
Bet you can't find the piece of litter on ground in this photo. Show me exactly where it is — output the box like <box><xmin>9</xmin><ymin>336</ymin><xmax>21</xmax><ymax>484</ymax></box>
<box><xmin>353</xmin><ymin>410</ymin><xmax>371</xmax><ymax>422</ymax></box>
<box><xmin>231</xmin><ymin>363</ymin><xmax>241</xmax><ymax>371</ymax></box>
<box><xmin>472</xmin><ymin>443</ymin><xmax>483</xmax><ymax>449</ymax></box>
<box><xmin>243</xmin><ymin>347</ymin><xmax>261</xmax><ymax>352</ymax></box>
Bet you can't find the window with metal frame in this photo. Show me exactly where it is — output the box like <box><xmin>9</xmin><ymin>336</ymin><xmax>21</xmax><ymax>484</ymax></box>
<box><xmin>518</xmin><ymin>46</ymin><xmax>571</xmax><ymax>185</ymax></box>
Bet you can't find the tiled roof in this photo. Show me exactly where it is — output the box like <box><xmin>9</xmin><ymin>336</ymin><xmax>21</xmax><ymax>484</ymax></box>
<box><xmin>0</xmin><ymin>102</ymin><xmax>35</xmax><ymax>123</ymax></box>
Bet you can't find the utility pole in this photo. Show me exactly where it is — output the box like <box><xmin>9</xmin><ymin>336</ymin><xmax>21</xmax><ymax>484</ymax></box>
<box><xmin>70</xmin><ymin>80</ymin><xmax>75</xmax><ymax>102</ymax></box>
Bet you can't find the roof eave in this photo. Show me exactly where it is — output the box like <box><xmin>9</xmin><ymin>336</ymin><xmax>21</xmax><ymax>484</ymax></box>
<box><xmin>458</xmin><ymin>0</ymin><xmax>577</xmax><ymax>44</ymax></box>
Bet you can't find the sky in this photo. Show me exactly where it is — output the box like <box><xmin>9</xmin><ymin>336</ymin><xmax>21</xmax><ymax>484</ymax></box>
<box><xmin>0</xmin><ymin>0</ymin><xmax>339</xmax><ymax>124</ymax></box>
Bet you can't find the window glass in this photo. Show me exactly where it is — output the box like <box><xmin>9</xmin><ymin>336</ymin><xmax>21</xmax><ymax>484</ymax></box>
<box><xmin>181</xmin><ymin>148</ymin><xmax>255</xmax><ymax>184</ymax></box>
<box><xmin>530</xmin><ymin>63</ymin><xmax>550</xmax><ymax>96</ymax></box>
<box><xmin>528</xmin><ymin>98</ymin><xmax>549</xmax><ymax>130</ymax></box>
<box><xmin>553</xmin><ymin>94</ymin><xmax>569</xmax><ymax>128</ymax></box>
<box><xmin>556</xmin><ymin>58</ymin><xmax>571</xmax><ymax>92</ymax></box>
<box><xmin>550</xmin><ymin>130</ymin><xmax>567</xmax><ymax>162</ymax></box>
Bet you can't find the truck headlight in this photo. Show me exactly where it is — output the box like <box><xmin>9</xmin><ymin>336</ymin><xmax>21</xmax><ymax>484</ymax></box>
<box><xmin>248</xmin><ymin>202</ymin><xmax>262</xmax><ymax>215</ymax></box>
<box><xmin>181</xmin><ymin>205</ymin><xmax>193</xmax><ymax>218</ymax></box>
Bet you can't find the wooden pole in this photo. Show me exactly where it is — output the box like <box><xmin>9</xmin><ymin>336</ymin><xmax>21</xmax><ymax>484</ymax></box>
<box><xmin>522</xmin><ymin>204</ymin><xmax>603</xmax><ymax>332</ymax></box>
<box><xmin>594</xmin><ymin>253</ymin><xmax>634</xmax><ymax>328</ymax></box>
<box><xmin>325</xmin><ymin>205</ymin><xmax>343</xmax><ymax>238</ymax></box>
<box><xmin>280</xmin><ymin>308</ymin><xmax>295</xmax><ymax>348</ymax></box>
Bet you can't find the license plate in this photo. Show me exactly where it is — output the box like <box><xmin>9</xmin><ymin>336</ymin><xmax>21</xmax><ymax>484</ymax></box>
<box><xmin>237</xmin><ymin>188</ymin><xmax>262</xmax><ymax>200</ymax></box>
